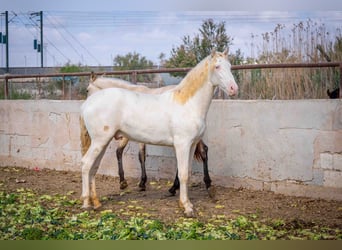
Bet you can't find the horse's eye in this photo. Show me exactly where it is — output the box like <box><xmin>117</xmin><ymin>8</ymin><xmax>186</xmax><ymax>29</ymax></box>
<box><xmin>215</xmin><ymin>65</ymin><xmax>220</xmax><ymax>70</ymax></box>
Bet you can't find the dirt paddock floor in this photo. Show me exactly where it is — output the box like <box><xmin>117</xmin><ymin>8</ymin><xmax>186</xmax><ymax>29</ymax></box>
<box><xmin>0</xmin><ymin>166</ymin><xmax>341</xmax><ymax>229</ymax></box>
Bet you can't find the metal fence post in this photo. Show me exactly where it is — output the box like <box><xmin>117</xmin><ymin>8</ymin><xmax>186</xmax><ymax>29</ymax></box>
<box><xmin>62</xmin><ymin>75</ymin><xmax>65</xmax><ymax>99</ymax></box>
<box><xmin>132</xmin><ymin>71</ymin><xmax>137</xmax><ymax>84</ymax></box>
<box><xmin>4</xmin><ymin>75</ymin><xmax>9</xmax><ymax>99</ymax></box>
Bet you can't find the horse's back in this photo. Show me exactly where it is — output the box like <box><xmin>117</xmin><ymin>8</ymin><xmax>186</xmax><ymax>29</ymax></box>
<box><xmin>92</xmin><ymin>77</ymin><xmax>148</xmax><ymax>93</ymax></box>
<box><xmin>90</xmin><ymin>77</ymin><xmax>176</xmax><ymax>95</ymax></box>
<box><xmin>93</xmin><ymin>77</ymin><xmax>133</xmax><ymax>89</ymax></box>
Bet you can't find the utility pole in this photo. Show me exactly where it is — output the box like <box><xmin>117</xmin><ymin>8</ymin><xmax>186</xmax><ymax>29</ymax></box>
<box><xmin>31</xmin><ymin>11</ymin><xmax>43</xmax><ymax>67</ymax></box>
<box><xmin>5</xmin><ymin>11</ymin><xmax>9</xmax><ymax>72</ymax></box>
<box><xmin>39</xmin><ymin>11</ymin><xmax>43</xmax><ymax>68</ymax></box>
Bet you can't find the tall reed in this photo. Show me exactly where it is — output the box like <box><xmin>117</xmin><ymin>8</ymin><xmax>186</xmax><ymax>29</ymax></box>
<box><xmin>236</xmin><ymin>19</ymin><xmax>341</xmax><ymax>99</ymax></box>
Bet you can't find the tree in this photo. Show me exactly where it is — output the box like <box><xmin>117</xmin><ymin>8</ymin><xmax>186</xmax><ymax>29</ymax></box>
<box><xmin>113</xmin><ymin>52</ymin><xmax>154</xmax><ymax>82</ymax></box>
<box><xmin>165</xmin><ymin>19</ymin><xmax>233</xmax><ymax>76</ymax></box>
<box><xmin>57</xmin><ymin>62</ymin><xmax>86</xmax><ymax>99</ymax></box>
<box><xmin>158</xmin><ymin>52</ymin><xmax>166</xmax><ymax>67</ymax></box>
<box><xmin>59</xmin><ymin>62</ymin><xmax>83</xmax><ymax>73</ymax></box>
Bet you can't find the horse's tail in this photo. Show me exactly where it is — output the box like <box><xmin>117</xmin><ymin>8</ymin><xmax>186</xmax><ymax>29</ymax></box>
<box><xmin>194</xmin><ymin>141</ymin><xmax>207</xmax><ymax>162</ymax></box>
<box><xmin>194</xmin><ymin>146</ymin><xmax>202</xmax><ymax>162</ymax></box>
<box><xmin>80</xmin><ymin>115</ymin><xmax>91</xmax><ymax>156</ymax></box>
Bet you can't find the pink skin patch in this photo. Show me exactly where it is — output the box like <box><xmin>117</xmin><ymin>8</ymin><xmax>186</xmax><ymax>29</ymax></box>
<box><xmin>228</xmin><ymin>81</ymin><xmax>239</xmax><ymax>96</ymax></box>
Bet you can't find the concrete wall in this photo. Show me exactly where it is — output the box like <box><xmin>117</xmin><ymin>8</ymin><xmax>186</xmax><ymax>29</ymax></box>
<box><xmin>0</xmin><ymin>99</ymin><xmax>341</xmax><ymax>200</ymax></box>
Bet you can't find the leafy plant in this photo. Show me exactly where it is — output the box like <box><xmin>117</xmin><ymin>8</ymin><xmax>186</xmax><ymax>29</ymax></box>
<box><xmin>0</xmin><ymin>189</ymin><xmax>341</xmax><ymax>240</ymax></box>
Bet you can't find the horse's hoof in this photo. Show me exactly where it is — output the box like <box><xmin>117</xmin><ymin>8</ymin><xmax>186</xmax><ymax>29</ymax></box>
<box><xmin>81</xmin><ymin>205</ymin><xmax>92</xmax><ymax>210</ymax></box>
<box><xmin>93</xmin><ymin>199</ymin><xmax>102</xmax><ymax>210</ymax></box>
<box><xmin>139</xmin><ymin>185</ymin><xmax>146</xmax><ymax>191</ymax></box>
<box><xmin>94</xmin><ymin>203</ymin><xmax>102</xmax><ymax>210</ymax></box>
<box><xmin>207</xmin><ymin>186</ymin><xmax>217</xmax><ymax>199</ymax></box>
<box><xmin>179</xmin><ymin>200</ymin><xmax>195</xmax><ymax>217</ymax></box>
<box><xmin>184</xmin><ymin>209</ymin><xmax>195</xmax><ymax>218</ymax></box>
<box><xmin>81</xmin><ymin>197</ymin><xmax>92</xmax><ymax>210</ymax></box>
<box><xmin>168</xmin><ymin>188</ymin><xmax>177</xmax><ymax>196</ymax></box>
<box><xmin>164</xmin><ymin>192</ymin><xmax>175</xmax><ymax>198</ymax></box>
<box><xmin>120</xmin><ymin>180</ymin><xmax>128</xmax><ymax>190</ymax></box>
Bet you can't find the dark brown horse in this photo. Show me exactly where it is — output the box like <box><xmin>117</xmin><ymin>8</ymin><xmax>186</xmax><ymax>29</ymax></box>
<box><xmin>327</xmin><ymin>88</ymin><xmax>340</xmax><ymax>99</ymax></box>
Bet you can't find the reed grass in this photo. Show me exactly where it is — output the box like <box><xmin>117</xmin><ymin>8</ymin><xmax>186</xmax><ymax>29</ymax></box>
<box><xmin>235</xmin><ymin>19</ymin><xmax>341</xmax><ymax>99</ymax></box>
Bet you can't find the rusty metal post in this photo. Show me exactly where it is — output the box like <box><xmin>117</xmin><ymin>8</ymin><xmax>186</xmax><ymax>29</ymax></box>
<box><xmin>36</xmin><ymin>77</ymin><xmax>42</xmax><ymax>97</ymax></box>
<box><xmin>62</xmin><ymin>75</ymin><xmax>65</xmax><ymax>99</ymax></box>
<box><xmin>4</xmin><ymin>75</ymin><xmax>9</xmax><ymax>99</ymax></box>
<box><xmin>131</xmin><ymin>71</ymin><xmax>137</xmax><ymax>84</ymax></box>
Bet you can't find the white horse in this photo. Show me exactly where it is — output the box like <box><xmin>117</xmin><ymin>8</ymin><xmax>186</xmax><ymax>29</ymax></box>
<box><xmin>82</xmin><ymin>75</ymin><xmax>213</xmax><ymax>196</ymax></box>
<box><xmin>80</xmin><ymin>49</ymin><xmax>238</xmax><ymax>217</ymax></box>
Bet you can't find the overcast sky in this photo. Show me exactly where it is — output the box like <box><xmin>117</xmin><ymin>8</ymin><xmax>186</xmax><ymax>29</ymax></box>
<box><xmin>1</xmin><ymin>0</ymin><xmax>342</xmax><ymax>67</ymax></box>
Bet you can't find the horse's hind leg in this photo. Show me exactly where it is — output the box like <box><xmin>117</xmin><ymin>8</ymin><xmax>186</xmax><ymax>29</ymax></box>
<box><xmin>81</xmin><ymin>140</ymin><xmax>109</xmax><ymax>209</ymax></box>
<box><xmin>90</xmin><ymin>149</ymin><xmax>106</xmax><ymax>209</ymax></box>
<box><xmin>168</xmin><ymin>171</ymin><xmax>179</xmax><ymax>196</ymax></box>
<box><xmin>116</xmin><ymin>138</ymin><xmax>128</xmax><ymax>190</ymax></box>
<box><xmin>138</xmin><ymin>143</ymin><xmax>147</xmax><ymax>191</ymax></box>
<box><xmin>197</xmin><ymin>140</ymin><xmax>216</xmax><ymax>198</ymax></box>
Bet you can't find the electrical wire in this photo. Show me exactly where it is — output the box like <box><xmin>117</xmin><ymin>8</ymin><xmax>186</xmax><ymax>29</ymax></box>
<box><xmin>44</xmin><ymin>13</ymin><xmax>88</xmax><ymax>64</ymax></box>
<box><xmin>45</xmin><ymin>11</ymin><xmax>101</xmax><ymax>65</ymax></box>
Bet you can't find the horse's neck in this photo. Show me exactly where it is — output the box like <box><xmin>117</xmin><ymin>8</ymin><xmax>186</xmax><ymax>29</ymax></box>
<box><xmin>188</xmin><ymin>81</ymin><xmax>215</xmax><ymax>120</ymax></box>
<box><xmin>172</xmin><ymin>56</ymin><xmax>215</xmax><ymax>118</ymax></box>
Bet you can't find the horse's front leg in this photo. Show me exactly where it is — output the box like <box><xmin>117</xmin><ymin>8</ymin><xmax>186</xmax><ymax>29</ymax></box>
<box><xmin>169</xmin><ymin>140</ymin><xmax>213</xmax><ymax>197</ymax></box>
<box><xmin>116</xmin><ymin>137</ymin><xmax>129</xmax><ymax>190</ymax></box>
<box><xmin>174</xmin><ymin>142</ymin><xmax>196</xmax><ymax>217</ymax></box>
<box><xmin>138</xmin><ymin>143</ymin><xmax>147</xmax><ymax>191</ymax></box>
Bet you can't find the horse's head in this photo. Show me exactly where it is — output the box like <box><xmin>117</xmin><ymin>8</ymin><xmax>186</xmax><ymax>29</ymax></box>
<box><xmin>209</xmin><ymin>48</ymin><xmax>238</xmax><ymax>97</ymax></box>
<box><xmin>86</xmin><ymin>82</ymin><xmax>101</xmax><ymax>97</ymax></box>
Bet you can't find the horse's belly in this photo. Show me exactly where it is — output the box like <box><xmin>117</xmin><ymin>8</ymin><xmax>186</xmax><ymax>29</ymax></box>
<box><xmin>122</xmin><ymin>131</ymin><xmax>173</xmax><ymax>146</ymax></box>
<box><xmin>120</xmin><ymin>119</ymin><xmax>174</xmax><ymax>146</ymax></box>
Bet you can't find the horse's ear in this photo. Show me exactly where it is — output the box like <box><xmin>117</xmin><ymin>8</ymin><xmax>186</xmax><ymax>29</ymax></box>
<box><xmin>223</xmin><ymin>48</ymin><xmax>229</xmax><ymax>57</ymax></box>
<box><xmin>90</xmin><ymin>71</ymin><xmax>97</xmax><ymax>82</ymax></box>
<box><xmin>211</xmin><ymin>48</ymin><xmax>216</xmax><ymax>57</ymax></box>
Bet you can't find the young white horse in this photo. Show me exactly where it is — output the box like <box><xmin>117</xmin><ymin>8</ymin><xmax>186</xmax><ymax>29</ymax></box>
<box><xmin>80</xmin><ymin>49</ymin><xmax>238</xmax><ymax>217</ymax></box>
<box><xmin>82</xmin><ymin>75</ymin><xmax>213</xmax><ymax>196</ymax></box>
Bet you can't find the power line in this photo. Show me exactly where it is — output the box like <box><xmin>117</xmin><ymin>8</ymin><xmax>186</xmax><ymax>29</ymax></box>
<box><xmin>44</xmin><ymin>13</ymin><xmax>88</xmax><ymax>64</ymax></box>
<box><xmin>45</xmin><ymin>11</ymin><xmax>101</xmax><ymax>65</ymax></box>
